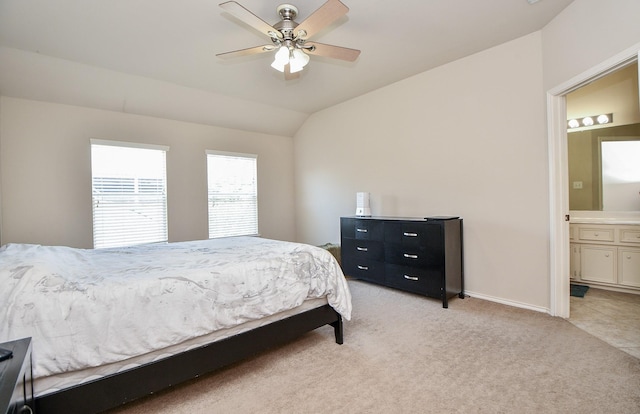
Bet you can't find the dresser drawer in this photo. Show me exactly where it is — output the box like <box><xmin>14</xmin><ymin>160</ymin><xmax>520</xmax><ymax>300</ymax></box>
<box><xmin>384</xmin><ymin>221</ymin><xmax>440</xmax><ymax>247</ymax></box>
<box><xmin>341</xmin><ymin>218</ymin><xmax>384</xmax><ymax>240</ymax></box>
<box><xmin>620</xmin><ymin>228</ymin><xmax>640</xmax><ymax>244</ymax></box>
<box><xmin>384</xmin><ymin>243</ymin><xmax>441</xmax><ymax>267</ymax></box>
<box><xmin>342</xmin><ymin>238</ymin><xmax>384</xmax><ymax>261</ymax></box>
<box><xmin>341</xmin><ymin>257</ymin><xmax>385</xmax><ymax>283</ymax></box>
<box><xmin>578</xmin><ymin>227</ymin><xmax>614</xmax><ymax>242</ymax></box>
<box><xmin>385</xmin><ymin>264</ymin><xmax>442</xmax><ymax>296</ymax></box>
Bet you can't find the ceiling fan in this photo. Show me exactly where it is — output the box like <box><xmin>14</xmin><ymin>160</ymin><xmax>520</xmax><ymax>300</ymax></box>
<box><xmin>216</xmin><ymin>0</ymin><xmax>361</xmax><ymax>80</ymax></box>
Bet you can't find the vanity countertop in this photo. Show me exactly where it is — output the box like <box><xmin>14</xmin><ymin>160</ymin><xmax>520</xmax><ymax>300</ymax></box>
<box><xmin>569</xmin><ymin>211</ymin><xmax>640</xmax><ymax>225</ymax></box>
<box><xmin>570</xmin><ymin>218</ymin><xmax>640</xmax><ymax>225</ymax></box>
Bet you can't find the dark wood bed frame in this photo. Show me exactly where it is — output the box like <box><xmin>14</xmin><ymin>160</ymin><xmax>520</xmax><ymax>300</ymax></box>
<box><xmin>34</xmin><ymin>304</ymin><xmax>343</xmax><ymax>414</ymax></box>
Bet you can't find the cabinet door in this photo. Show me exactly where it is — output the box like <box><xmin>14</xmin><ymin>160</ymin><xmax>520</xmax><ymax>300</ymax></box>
<box><xmin>570</xmin><ymin>243</ymin><xmax>581</xmax><ymax>280</ymax></box>
<box><xmin>580</xmin><ymin>245</ymin><xmax>616</xmax><ymax>283</ymax></box>
<box><xmin>619</xmin><ymin>247</ymin><xmax>640</xmax><ymax>288</ymax></box>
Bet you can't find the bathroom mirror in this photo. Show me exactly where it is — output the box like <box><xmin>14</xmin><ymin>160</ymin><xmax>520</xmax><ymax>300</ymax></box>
<box><xmin>567</xmin><ymin>62</ymin><xmax>640</xmax><ymax>212</ymax></box>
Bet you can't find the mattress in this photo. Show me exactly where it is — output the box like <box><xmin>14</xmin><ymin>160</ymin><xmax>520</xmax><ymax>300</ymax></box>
<box><xmin>32</xmin><ymin>297</ymin><xmax>329</xmax><ymax>396</ymax></box>
<box><xmin>0</xmin><ymin>237</ymin><xmax>352</xmax><ymax>395</ymax></box>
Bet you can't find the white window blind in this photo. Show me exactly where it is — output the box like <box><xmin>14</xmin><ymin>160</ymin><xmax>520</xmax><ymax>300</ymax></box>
<box><xmin>207</xmin><ymin>151</ymin><xmax>258</xmax><ymax>238</ymax></box>
<box><xmin>91</xmin><ymin>140</ymin><xmax>168</xmax><ymax>248</ymax></box>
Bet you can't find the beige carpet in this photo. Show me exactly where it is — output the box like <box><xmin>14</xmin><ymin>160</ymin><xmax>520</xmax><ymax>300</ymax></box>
<box><xmin>108</xmin><ymin>280</ymin><xmax>640</xmax><ymax>414</ymax></box>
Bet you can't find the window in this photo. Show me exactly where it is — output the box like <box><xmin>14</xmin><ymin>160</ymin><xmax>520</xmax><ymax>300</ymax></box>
<box><xmin>91</xmin><ymin>140</ymin><xmax>169</xmax><ymax>248</ymax></box>
<box><xmin>207</xmin><ymin>150</ymin><xmax>258</xmax><ymax>238</ymax></box>
<box><xmin>601</xmin><ymin>139</ymin><xmax>640</xmax><ymax>211</ymax></box>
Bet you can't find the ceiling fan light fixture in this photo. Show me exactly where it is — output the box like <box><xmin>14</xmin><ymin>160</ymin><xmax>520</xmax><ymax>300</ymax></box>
<box><xmin>271</xmin><ymin>46</ymin><xmax>290</xmax><ymax>72</ymax></box>
<box><xmin>289</xmin><ymin>49</ymin><xmax>310</xmax><ymax>73</ymax></box>
<box><xmin>271</xmin><ymin>46</ymin><xmax>309</xmax><ymax>73</ymax></box>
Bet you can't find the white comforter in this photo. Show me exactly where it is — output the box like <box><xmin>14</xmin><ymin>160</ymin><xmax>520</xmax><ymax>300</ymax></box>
<box><xmin>0</xmin><ymin>237</ymin><xmax>351</xmax><ymax>379</ymax></box>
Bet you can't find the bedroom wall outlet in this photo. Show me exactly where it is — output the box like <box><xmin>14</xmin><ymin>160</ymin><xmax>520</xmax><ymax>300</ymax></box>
<box><xmin>572</xmin><ymin>181</ymin><xmax>583</xmax><ymax>189</ymax></box>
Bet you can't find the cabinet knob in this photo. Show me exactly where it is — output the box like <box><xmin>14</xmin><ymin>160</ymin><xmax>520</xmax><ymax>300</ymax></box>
<box><xmin>404</xmin><ymin>275</ymin><xmax>419</xmax><ymax>281</ymax></box>
<box><xmin>356</xmin><ymin>246</ymin><xmax>368</xmax><ymax>252</ymax></box>
<box><xmin>403</xmin><ymin>232</ymin><xmax>418</xmax><ymax>237</ymax></box>
<box><xmin>357</xmin><ymin>265</ymin><xmax>369</xmax><ymax>271</ymax></box>
<box><xmin>403</xmin><ymin>253</ymin><xmax>418</xmax><ymax>259</ymax></box>
<box><xmin>356</xmin><ymin>228</ymin><xmax>368</xmax><ymax>233</ymax></box>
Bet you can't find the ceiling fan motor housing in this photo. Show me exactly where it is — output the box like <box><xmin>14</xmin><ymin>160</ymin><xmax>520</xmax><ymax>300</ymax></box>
<box><xmin>274</xmin><ymin>4</ymin><xmax>301</xmax><ymax>42</ymax></box>
<box><xmin>276</xmin><ymin>4</ymin><xmax>298</xmax><ymax>20</ymax></box>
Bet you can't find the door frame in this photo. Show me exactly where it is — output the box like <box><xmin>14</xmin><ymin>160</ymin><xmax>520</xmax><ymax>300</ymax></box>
<box><xmin>547</xmin><ymin>44</ymin><xmax>640</xmax><ymax>318</ymax></box>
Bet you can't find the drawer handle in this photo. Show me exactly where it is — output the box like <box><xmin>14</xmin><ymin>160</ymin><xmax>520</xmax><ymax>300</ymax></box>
<box><xmin>404</xmin><ymin>275</ymin><xmax>419</xmax><ymax>281</ymax></box>
<box><xmin>403</xmin><ymin>232</ymin><xmax>418</xmax><ymax>237</ymax></box>
<box><xmin>357</xmin><ymin>246</ymin><xmax>368</xmax><ymax>252</ymax></box>
<box><xmin>357</xmin><ymin>265</ymin><xmax>369</xmax><ymax>270</ymax></box>
<box><xmin>403</xmin><ymin>253</ymin><xmax>418</xmax><ymax>259</ymax></box>
<box><xmin>356</xmin><ymin>228</ymin><xmax>368</xmax><ymax>233</ymax></box>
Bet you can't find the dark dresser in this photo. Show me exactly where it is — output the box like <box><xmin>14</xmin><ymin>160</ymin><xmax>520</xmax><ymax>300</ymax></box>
<box><xmin>0</xmin><ymin>338</ymin><xmax>34</xmax><ymax>414</ymax></box>
<box><xmin>341</xmin><ymin>216</ymin><xmax>464</xmax><ymax>307</ymax></box>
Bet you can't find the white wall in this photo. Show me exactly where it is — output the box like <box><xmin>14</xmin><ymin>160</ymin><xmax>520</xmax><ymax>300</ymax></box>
<box><xmin>293</xmin><ymin>0</ymin><xmax>640</xmax><ymax>313</ymax></box>
<box><xmin>542</xmin><ymin>0</ymin><xmax>640</xmax><ymax>91</ymax></box>
<box><xmin>294</xmin><ymin>33</ymin><xmax>551</xmax><ymax>311</ymax></box>
<box><xmin>0</xmin><ymin>97</ymin><xmax>296</xmax><ymax>248</ymax></box>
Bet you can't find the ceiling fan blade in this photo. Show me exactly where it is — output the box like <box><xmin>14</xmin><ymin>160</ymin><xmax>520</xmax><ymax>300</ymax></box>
<box><xmin>219</xmin><ymin>1</ymin><xmax>283</xmax><ymax>39</ymax></box>
<box><xmin>294</xmin><ymin>0</ymin><xmax>349</xmax><ymax>40</ymax></box>
<box><xmin>216</xmin><ymin>44</ymin><xmax>275</xmax><ymax>59</ymax></box>
<box><xmin>304</xmin><ymin>42</ymin><xmax>360</xmax><ymax>62</ymax></box>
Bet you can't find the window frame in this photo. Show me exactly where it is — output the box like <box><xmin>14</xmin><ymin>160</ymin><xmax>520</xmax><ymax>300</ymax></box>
<box><xmin>90</xmin><ymin>139</ymin><xmax>169</xmax><ymax>249</ymax></box>
<box><xmin>206</xmin><ymin>150</ymin><xmax>259</xmax><ymax>239</ymax></box>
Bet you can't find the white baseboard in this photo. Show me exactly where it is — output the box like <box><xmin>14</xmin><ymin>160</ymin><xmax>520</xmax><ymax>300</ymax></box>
<box><xmin>464</xmin><ymin>290</ymin><xmax>551</xmax><ymax>315</ymax></box>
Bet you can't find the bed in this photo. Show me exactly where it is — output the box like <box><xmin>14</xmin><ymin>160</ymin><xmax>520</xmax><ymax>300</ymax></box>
<box><xmin>0</xmin><ymin>236</ymin><xmax>351</xmax><ymax>413</ymax></box>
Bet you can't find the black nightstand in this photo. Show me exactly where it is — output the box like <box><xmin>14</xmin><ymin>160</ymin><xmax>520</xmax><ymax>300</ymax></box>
<box><xmin>0</xmin><ymin>338</ymin><xmax>34</xmax><ymax>414</ymax></box>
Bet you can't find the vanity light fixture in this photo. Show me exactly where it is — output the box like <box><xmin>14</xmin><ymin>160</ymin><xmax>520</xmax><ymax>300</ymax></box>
<box><xmin>567</xmin><ymin>113</ymin><xmax>613</xmax><ymax>129</ymax></box>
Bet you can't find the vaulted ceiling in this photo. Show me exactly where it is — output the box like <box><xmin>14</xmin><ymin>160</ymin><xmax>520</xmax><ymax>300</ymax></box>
<box><xmin>0</xmin><ymin>0</ymin><xmax>574</xmax><ymax>136</ymax></box>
